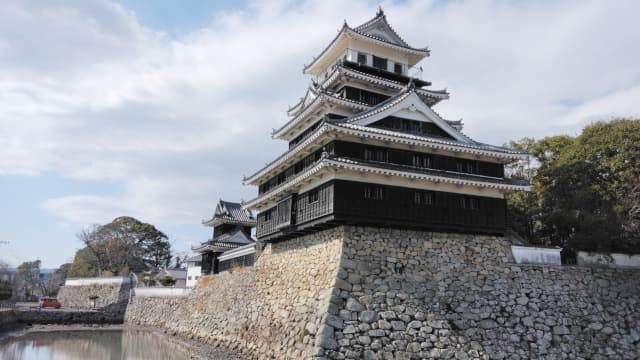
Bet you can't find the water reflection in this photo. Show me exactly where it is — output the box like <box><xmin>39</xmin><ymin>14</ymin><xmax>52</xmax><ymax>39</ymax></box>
<box><xmin>0</xmin><ymin>330</ymin><xmax>196</xmax><ymax>360</ymax></box>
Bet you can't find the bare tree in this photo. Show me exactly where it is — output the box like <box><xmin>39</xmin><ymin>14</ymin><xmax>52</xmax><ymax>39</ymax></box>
<box><xmin>77</xmin><ymin>225</ymin><xmax>105</xmax><ymax>275</ymax></box>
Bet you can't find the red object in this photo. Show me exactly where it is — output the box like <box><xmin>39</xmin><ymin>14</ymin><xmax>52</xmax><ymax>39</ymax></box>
<box><xmin>38</xmin><ymin>297</ymin><xmax>62</xmax><ymax>309</ymax></box>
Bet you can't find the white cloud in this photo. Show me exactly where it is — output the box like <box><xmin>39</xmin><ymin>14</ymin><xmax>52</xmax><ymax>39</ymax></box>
<box><xmin>0</xmin><ymin>0</ymin><xmax>639</xmax><ymax>233</ymax></box>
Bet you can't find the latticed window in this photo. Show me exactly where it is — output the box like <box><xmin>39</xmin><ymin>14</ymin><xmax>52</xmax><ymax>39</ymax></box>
<box><xmin>372</xmin><ymin>55</ymin><xmax>387</xmax><ymax>70</ymax></box>
<box><xmin>263</xmin><ymin>209</ymin><xmax>273</xmax><ymax>221</ymax></box>
<box><xmin>412</xmin><ymin>154</ymin><xmax>431</xmax><ymax>168</ymax></box>
<box><xmin>357</xmin><ymin>52</ymin><xmax>367</xmax><ymax>65</ymax></box>
<box><xmin>460</xmin><ymin>160</ymin><xmax>478</xmax><ymax>174</ymax></box>
<box><xmin>365</xmin><ymin>148</ymin><xmax>388</xmax><ymax>162</ymax></box>
<box><xmin>308</xmin><ymin>189</ymin><xmax>319</xmax><ymax>203</ymax></box>
<box><xmin>364</xmin><ymin>186</ymin><xmax>385</xmax><ymax>200</ymax></box>
<box><xmin>461</xmin><ymin>196</ymin><xmax>479</xmax><ymax>210</ymax></box>
<box><xmin>414</xmin><ymin>191</ymin><xmax>434</xmax><ymax>205</ymax></box>
<box><xmin>394</xmin><ymin>62</ymin><xmax>403</xmax><ymax>74</ymax></box>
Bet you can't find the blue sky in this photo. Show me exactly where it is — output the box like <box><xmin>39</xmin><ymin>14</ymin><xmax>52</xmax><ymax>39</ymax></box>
<box><xmin>1</xmin><ymin>0</ymin><xmax>639</xmax><ymax>268</ymax></box>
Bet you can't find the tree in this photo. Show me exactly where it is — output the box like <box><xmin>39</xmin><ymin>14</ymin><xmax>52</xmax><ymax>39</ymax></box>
<box><xmin>621</xmin><ymin>177</ymin><xmax>640</xmax><ymax>248</ymax></box>
<box><xmin>14</xmin><ymin>260</ymin><xmax>42</xmax><ymax>299</ymax></box>
<box><xmin>0</xmin><ymin>260</ymin><xmax>12</xmax><ymax>300</ymax></box>
<box><xmin>506</xmin><ymin>119</ymin><xmax>640</xmax><ymax>254</ymax></box>
<box><xmin>68</xmin><ymin>247</ymin><xmax>100</xmax><ymax>278</ymax></box>
<box><xmin>71</xmin><ymin>216</ymin><xmax>171</xmax><ymax>277</ymax></box>
<box><xmin>42</xmin><ymin>263</ymin><xmax>71</xmax><ymax>296</ymax></box>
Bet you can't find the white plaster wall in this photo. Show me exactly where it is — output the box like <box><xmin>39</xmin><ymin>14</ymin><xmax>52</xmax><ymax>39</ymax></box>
<box><xmin>65</xmin><ymin>277</ymin><xmax>130</xmax><ymax>286</ymax></box>
<box><xmin>578</xmin><ymin>251</ymin><xmax>640</xmax><ymax>268</ymax></box>
<box><xmin>186</xmin><ymin>264</ymin><xmax>201</xmax><ymax>288</ymax></box>
<box><xmin>611</xmin><ymin>253</ymin><xmax>640</xmax><ymax>267</ymax></box>
<box><xmin>511</xmin><ymin>246</ymin><xmax>561</xmax><ymax>265</ymax></box>
<box><xmin>133</xmin><ymin>288</ymin><xmax>191</xmax><ymax>297</ymax></box>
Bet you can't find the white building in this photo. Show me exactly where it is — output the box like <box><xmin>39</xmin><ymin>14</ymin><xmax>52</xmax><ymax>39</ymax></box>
<box><xmin>186</xmin><ymin>255</ymin><xmax>202</xmax><ymax>288</ymax></box>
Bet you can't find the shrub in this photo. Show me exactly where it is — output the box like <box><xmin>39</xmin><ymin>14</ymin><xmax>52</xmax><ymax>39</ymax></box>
<box><xmin>156</xmin><ymin>275</ymin><xmax>176</xmax><ymax>287</ymax></box>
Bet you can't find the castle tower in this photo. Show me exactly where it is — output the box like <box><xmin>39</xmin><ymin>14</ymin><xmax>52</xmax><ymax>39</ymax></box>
<box><xmin>243</xmin><ymin>9</ymin><xmax>530</xmax><ymax>242</ymax></box>
<box><xmin>192</xmin><ymin>200</ymin><xmax>256</xmax><ymax>274</ymax></box>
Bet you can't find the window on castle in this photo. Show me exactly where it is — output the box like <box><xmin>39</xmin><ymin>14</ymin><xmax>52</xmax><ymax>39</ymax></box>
<box><xmin>461</xmin><ymin>197</ymin><xmax>479</xmax><ymax>210</ymax></box>
<box><xmin>364</xmin><ymin>186</ymin><xmax>385</xmax><ymax>200</ymax></box>
<box><xmin>414</xmin><ymin>191</ymin><xmax>434</xmax><ymax>205</ymax></box>
<box><xmin>457</xmin><ymin>160</ymin><xmax>478</xmax><ymax>174</ymax></box>
<box><xmin>263</xmin><ymin>209</ymin><xmax>273</xmax><ymax>221</ymax></box>
<box><xmin>357</xmin><ymin>52</ymin><xmax>367</xmax><ymax>65</ymax></box>
<box><xmin>308</xmin><ymin>189</ymin><xmax>319</xmax><ymax>204</ymax></box>
<box><xmin>412</xmin><ymin>154</ymin><xmax>432</xmax><ymax>168</ymax></box>
<box><xmin>372</xmin><ymin>55</ymin><xmax>387</xmax><ymax>70</ymax></box>
<box><xmin>394</xmin><ymin>63</ymin><xmax>403</xmax><ymax>74</ymax></box>
<box><xmin>365</xmin><ymin>148</ymin><xmax>388</xmax><ymax>162</ymax></box>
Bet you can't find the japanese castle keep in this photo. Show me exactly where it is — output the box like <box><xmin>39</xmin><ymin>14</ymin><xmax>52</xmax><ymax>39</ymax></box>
<box><xmin>124</xmin><ymin>10</ymin><xmax>640</xmax><ymax>360</ymax></box>
<box><xmin>243</xmin><ymin>8</ymin><xmax>531</xmax><ymax>241</ymax></box>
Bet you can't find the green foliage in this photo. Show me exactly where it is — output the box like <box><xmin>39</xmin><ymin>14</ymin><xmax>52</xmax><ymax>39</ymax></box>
<box><xmin>68</xmin><ymin>248</ymin><xmax>99</xmax><ymax>278</ymax></box>
<box><xmin>156</xmin><ymin>275</ymin><xmax>176</xmax><ymax>287</ymax></box>
<box><xmin>72</xmin><ymin>216</ymin><xmax>172</xmax><ymax>277</ymax></box>
<box><xmin>506</xmin><ymin>119</ymin><xmax>640</xmax><ymax>254</ymax></box>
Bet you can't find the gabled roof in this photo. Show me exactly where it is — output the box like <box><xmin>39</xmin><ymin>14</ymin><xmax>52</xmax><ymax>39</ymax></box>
<box><xmin>304</xmin><ymin>10</ymin><xmax>429</xmax><ymax>76</ymax></box>
<box><xmin>272</xmin><ymin>90</ymin><xmax>370</xmax><ymax>139</ymax></box>
<box><xmin>244</xmin><ymin>87</ymin><xmax>527</xmax><ymax>186</ymax></box>
<box><xmin>320</xmin><ymin>62</ymin><xmax>448</xmax><ymax>105</ymax></box>
<box><xmin>157</xmin><ymin>268</ymin><xmax>187</xmax><ymax>280</ymax></box>
<box><xmin>353</xmin><ymin>7</ymin><xmax>412</xmax><ymax>48</ymax></box>
<box><xmin>203</xmin><ymin>199</ymin><xmax>256</xmax><ymax>227</ymax></box>
<box><xmin>191</xmin><ymin>229</ymin><xmax>255</xmax><ymax>253</ymax></box>
<box><xmin>338</xmin><ymin>86</ymin><xmax>471</xmax><ymax>143</ymax></box>
<box><xmin>287</xmin><ymin>85</ymin><xmax>320</xmax><ymax>117</ymax></box>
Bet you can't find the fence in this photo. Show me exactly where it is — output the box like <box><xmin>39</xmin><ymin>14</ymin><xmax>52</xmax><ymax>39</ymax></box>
<box><xmin>0</xmin><ymin>300</ymin><xmax>16</xmax><ymax>309</ymax></box>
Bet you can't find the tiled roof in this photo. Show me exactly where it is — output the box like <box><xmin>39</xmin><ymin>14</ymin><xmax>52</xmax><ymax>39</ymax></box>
<box><xmin>160</xmin><ymin>268</ymin><xmax>187</xmax><ymax>280</ymax></box>
<box><xmin>243</xmin><ymin>154</ymin><xmax>531</xmax><ymax>209</ymax></box>
<box><xmin>203</xmin><ymin>200</ymin><xmax>256</xmax><ymax>226</ymax></box>
<box><xmin>331</xmin><ymin>156</ymin><xmax>531</xmax><ymax>187</ymax></box>
<box><xmin>215</xmin><ymin>229</ymin><xmax>255</xmax><ymax>245</ymax></box>
<box><xmin>321</xmin><ymin>62</ymin><xmax>448</xmax><ymax>103</ymax></box>
<box><xmin>352</xmin><ymin>8</ymin><xmax>428</xmax><ymax>52</ymax></box>
<box><xmin>303</xmin><ymin>11</ymin><xmax>429</xmax><ymax>74</ymax></box>
<box><xmin>272</xmin><ymin>90</ymin><xmax>369</xmax><ymax>138</ymax></box>
<box><xmin>334</xmin><ymin>122</ymin><xmax>528</xmax><ymax>155</ymax></box>
<box><xmin>191</xmin><ymin>230</ymin><xmax>255</xmax><ymax>253</ymax></box>
<box><xmin>244</xmin><ymin>99</ymin><xmax>528</xmax><ymax>186</ymax></box>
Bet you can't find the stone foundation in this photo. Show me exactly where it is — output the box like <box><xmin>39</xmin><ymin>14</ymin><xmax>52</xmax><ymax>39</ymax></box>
<box><xmin>125</xmin><ymin>228</ymin><xmax>344</xmax><ymax>359</ymax></box>
<box><xmin>124</xmin><ymin>226</ymin><xmax>640</xmax><ymax>359</ymax></box>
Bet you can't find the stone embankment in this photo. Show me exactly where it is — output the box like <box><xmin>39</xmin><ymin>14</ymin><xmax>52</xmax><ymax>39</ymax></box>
<box><xmin>323</xmin><ymin>227</ymin><xmax>640</xmax><ymax>360</ymax></box>
<box><xmin>124</xmin><ymin>226</ymin><xmax>640</xmax><ymax>359</ymax></box>
<box><xmin>0</xmin><ymin>309</ymin><xmax>17</xmax><ymax>331</ymax></box>
<box><xmin>0</xmin><ymin>308</ymin><xmax>122</xmax><ymax>332</ymax></box>
<box><xmin>57</xmin><ymin>277</ymin><xmax>131</xmax><ymax>316</ymax></box>
<box><xmin>126</xmin><ymin>228</ymin><xmax>344</xmax><ymax>358</ymax></box>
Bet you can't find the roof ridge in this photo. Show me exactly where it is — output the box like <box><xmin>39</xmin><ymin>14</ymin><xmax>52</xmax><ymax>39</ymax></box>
<box><xmin>352</xmin><ymin>10</ymin><xmax>411</xmax><ymax>48</ymax></box>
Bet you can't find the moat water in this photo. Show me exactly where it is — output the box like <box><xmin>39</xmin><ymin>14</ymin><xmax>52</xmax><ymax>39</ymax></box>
<box><xmin>0</xmin><ymin>329</ymin><xmax>202</xmax><ymax>360</ymax></box>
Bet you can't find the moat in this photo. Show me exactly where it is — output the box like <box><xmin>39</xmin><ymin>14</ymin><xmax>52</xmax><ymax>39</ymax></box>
<box><xmin>0</xmin><ymin>329</ymin><xmax>241</xmax><ymax>360</ymax></box>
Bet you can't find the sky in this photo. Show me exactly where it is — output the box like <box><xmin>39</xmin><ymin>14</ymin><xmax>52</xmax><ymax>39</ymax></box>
<box><xmin>1</xmin><ymin>0</ymin><xmax>639</xmax><ymax>268</ymax></box>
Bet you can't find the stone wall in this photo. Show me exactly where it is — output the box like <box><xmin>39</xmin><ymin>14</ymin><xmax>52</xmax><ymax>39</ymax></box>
<box><xmin>0</xmin><ymin>309</ymin><xmax>17</xmax><ymax>331</ymax></box>
<box><xmin>125</xmin><ymin>228</ymin><xmax>344</xmax><ymax>359</ymax></box>
<box><xmin>123</xmin><ymin>226</ymin><xmax>640</xmax><ymax>359</ymax></box>
<box><xmin>320</xmin><ymin>227</ymin><xmax>640</xmax><ymax>360</ymax></box>
<box><xmin>58</xmin><ymin>280</ymin><xmax>131</xmax><ymax>316</ymax></box>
